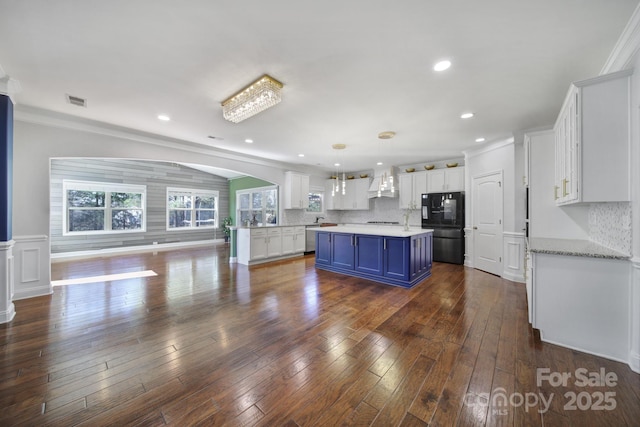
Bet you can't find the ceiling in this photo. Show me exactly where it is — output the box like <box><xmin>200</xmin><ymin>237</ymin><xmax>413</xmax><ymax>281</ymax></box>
<box><xmin>0</xmin><ymin>0</ymin><xmax>637</xmax><ymax>176</ymax></box>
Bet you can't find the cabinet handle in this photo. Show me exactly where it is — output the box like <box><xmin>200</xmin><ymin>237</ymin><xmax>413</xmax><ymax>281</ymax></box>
<box><xmin>383</xmin><ymin>239</ymin><xmax>386</xmax><ymax>250</ymax></box>
<box><xmin>562</xmin><ymin>179</ymin><xmax>569</xmax><ymax>197</ymax></box>
<box><xmin>554</xmin><ymin>186</ymin><xmax>559</xmax><ymax>200</ymax></box>
<box><xmin>351</xmin><ymin>235</ymin><xmax>355</xmax><ymax>246</ymax></box>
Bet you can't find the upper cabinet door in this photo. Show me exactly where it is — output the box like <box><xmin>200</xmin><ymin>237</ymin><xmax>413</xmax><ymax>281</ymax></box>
<box><xmin>554</xmin><ymin>69</ymin><xmax>632</xmax><ymax>205</ymax></box>
<box><xmin>284</xmin><ymin>171</ymin><xmax>310</xmax><ymax>209</ymax></box>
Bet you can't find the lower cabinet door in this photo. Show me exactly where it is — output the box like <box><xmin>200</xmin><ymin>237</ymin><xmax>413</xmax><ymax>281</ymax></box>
<box><xmin>331</xmin><ymin>233</ymin><xmax>355</xmax><ymax>269</ymax></box>
<box><xmin>355</xmin><ymin>235</ymin><xmax>383</xmax><ymax>275</ymax></box>
<box><xmin>384</xmin><ymin>237</ymin><xmax>410</xmax><ymax>280</ymax></box>
<box><xmin>316</xmin><ymin>232</ymin><xmax>331</xmax><ymax>265</ymax></box>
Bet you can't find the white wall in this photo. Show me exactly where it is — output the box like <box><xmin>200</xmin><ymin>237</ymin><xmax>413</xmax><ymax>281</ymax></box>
<box><xmin>465</xmin><ymin>138</ymin><xmax>517</xmax><ymax>232</ymax></box>
<box><xmin>526</xmin><ymin>130</ymin><xmax>589</xmax><ymax>240</ymax></box>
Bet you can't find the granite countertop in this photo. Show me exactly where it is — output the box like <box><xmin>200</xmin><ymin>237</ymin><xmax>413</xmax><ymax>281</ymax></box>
<box><xmin>528</xmin><ymin>238</ymin><xmax>630</xmax><ymax>260</ymax></box>
<box><xmin>307</xmin><ymin>225</ymin><xmax>433</xmax><ymax>238</ymax></box>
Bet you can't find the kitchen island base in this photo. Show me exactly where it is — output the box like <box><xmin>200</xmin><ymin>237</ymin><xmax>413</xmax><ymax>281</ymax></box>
<box><xmin>313</xmin><ymin>227</ymin><xmax>433</xmax><ymax>288</ymax></box>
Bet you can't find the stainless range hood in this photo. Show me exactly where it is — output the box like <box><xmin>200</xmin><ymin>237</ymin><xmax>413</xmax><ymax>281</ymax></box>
<box><xmin>368</xmin><ymin>167</ymin><xmax>398</xmax><ymax>198</ymax></box>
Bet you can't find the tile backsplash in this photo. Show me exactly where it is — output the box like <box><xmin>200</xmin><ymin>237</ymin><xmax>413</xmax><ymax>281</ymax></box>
<box><xmin>588</xmin><ymin>202</ymin><xmax>632</xmax><ymax>255</ymax></box>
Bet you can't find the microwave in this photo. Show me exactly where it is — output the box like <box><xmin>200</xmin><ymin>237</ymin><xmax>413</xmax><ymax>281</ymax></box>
<box><xmin>421</xmin><ymin>192</ymin><xmax>465</xmax><ymax>228</ymax></box>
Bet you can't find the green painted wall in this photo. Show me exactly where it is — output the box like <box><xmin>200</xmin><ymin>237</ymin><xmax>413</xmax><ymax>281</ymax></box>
<box><xmin>228</xmin><ymin>176</ymin><xmax>275</xmax><ymax>225</ymax></box>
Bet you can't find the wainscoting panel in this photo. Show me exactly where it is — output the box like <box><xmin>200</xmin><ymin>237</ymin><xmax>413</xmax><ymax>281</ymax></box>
<box><xmin>464</xmin><ymin>227</ymin><xmax>474</xmax><ymax>268</ymax></box>
<box><xmin>13</xmin><ymin>235</ymin><xmax>52</xmax><ymax>300</ymax></box>
<box><xmin>502</xmin><ymin>231</ymin><xmax>525</xmax><ymax>283</ymax></box>
<box><xmin>0</xmin><ymin>240</ymin><xmax>16</xmax><ymax>323</ymax></box>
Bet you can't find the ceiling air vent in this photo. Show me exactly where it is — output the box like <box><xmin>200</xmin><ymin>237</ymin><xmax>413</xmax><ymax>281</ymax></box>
<box><xmin>66</xmin><ymin>94</ymin><xmax>87</xmax><ymax>107</ymax></box>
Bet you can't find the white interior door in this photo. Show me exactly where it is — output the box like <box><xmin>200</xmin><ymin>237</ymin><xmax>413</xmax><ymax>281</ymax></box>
<box><xmin>473</xmin><ymin>171</ymin><xmax>503</xmax><ymax>275</ymax></box>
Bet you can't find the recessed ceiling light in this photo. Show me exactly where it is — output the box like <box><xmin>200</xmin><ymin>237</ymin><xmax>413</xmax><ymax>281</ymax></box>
<box><xmin>245</xmin><ymin>139</ymin><xmax>253</xmax><ymax>143</ymax></box>
<box><xmin>158</xmin><ymin>114</ymin><xmax>170</xmax><ymax>121</ymax></box>
<box><xmin>460</xmin><ymin>112</ymin><xmax>474</xmax><ymax>119</ymax></box>
<box><xmin>298</xmin><ymin>154</ymin><xmax>305</xmax><ymax>157</ymax></box>
<box><xmin>334</xmin><ymin>163</ymin><xmax>340</xmax><ymax>167</ymax></box>
<box><xmin>434</xmin><ymin>60</ymin><xmax>451</xmax><ymax>71</ymax></box>
<box><xmin>475</xmin><ymin>137</ymin><xmax>486</xmax><ymax>143</ymax></box>
<box><xmin>377</xmin><ymin>162</ymin><xmax>383</xmax><ymax>166</ymax></box>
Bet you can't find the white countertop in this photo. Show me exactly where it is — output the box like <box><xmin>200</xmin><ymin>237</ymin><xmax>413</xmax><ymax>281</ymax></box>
<box><xmin>307</xmin><ymin>225</ymin><xmax>433</xmax><ymax>238</ymax></box>
<box><xmin>528</xmin><ymin>238</ymin><xmax>630</xmax><ymax>260</ymax></box>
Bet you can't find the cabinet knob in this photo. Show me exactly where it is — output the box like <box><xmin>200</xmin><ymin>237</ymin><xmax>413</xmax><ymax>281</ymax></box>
<box><xmin>473</xmin><ymin>226</ymin><xmax>478</xmax><ymax>230</ymax></box>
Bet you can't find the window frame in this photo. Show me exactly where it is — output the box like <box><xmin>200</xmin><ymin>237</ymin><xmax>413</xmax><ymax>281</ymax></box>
<box><xmin>62</xmin><ymin>180</ymin><xmax>147</xmax><ymax>236</ymax></box>
<box><xmin>166</xmin><ymin>187</ymin><xmax>219</xmax><ymax>231</ymax></box>
<box><xmin>236</xmin><ymin>185</ymin><xmax>278</xmax><ymax>226</ymax></box>
<box><xmin>306</xmin><ymin>187</ymin><xmax>325</xmax><ymax>214</ymax></box>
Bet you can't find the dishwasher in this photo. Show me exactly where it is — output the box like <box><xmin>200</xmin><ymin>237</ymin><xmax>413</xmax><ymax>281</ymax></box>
<box><xmin>305</xmin><ymin>227</ymin><xmax>316</xmax><ymax>253</ymax></box>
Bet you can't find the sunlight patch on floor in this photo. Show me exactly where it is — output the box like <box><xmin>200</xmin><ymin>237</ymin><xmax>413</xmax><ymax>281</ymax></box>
<box><xmin>52</xmin><ymin>270</ymin><xmax>158</xmax><ymax>286</ymax></box>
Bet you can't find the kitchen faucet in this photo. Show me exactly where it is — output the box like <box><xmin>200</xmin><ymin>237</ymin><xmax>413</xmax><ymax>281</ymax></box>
<box><xmin>315</xmin><ymin>216</ymin><xmax>325</xmax><ymax>224</ymax></box>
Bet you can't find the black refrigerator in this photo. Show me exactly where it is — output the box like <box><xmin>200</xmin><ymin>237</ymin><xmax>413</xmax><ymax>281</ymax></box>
<box><xmin>421</xmin><ymin>192</ymin><xmax>465</xmax><ymax>264</ymax></box>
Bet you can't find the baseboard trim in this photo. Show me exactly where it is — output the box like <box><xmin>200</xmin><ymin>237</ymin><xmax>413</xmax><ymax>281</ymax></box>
<box><xmin>51</xmin><ymin>239</ymin><xmax>221</xmax><ymax>262</ymax></box>
<box><xmin>13</xmin><ymin>286</ymin><xmax>53</xmax><ymax>301</ymax></box>
<box><xmin>0</xmin><ymin>303</ymin><xmax>15</xmax><ymax>323</ymax></box>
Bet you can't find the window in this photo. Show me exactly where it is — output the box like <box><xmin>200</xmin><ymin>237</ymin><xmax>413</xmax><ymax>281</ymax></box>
<box><xmin>306</xmin><ymin>190</ymin><xmax>324</xmax><ymax>213</ymax></box>
<box><xmin>167</xmin><ymin>188</ymin><xmax>219</xmax><ymax>230</ymax></box>
<box><xmin>63</xmin><ymin>180</ymin><xmax>146</xmax><ymax>235</ymax></box>
<box><xmin>236</xmin><ymin>186</ymin><xmax>278</xmax><ymax>226</ymax></box>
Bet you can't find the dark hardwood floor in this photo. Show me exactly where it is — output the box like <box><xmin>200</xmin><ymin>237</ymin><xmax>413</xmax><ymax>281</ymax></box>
<box><xmin>1</xmin><ymin>244</ymin><xmax>639</xmax><ymax>426</ymax></box>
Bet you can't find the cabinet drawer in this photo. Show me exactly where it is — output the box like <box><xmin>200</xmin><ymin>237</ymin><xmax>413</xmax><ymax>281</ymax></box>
<box><xmin>250</xmin><ymin>228</ymin><xmax>267</xmax><ymax>237</ymax></box>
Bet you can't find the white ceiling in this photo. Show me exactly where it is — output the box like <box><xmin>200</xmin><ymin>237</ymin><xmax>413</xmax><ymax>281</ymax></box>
<box><xmin>0</xmin><ymin>0</ymin><xmax>637</xmax><ymax>176</ymax></box>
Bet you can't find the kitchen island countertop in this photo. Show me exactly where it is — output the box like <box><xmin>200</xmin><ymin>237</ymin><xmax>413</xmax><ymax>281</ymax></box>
<box><xmin>307</xmin><ymin>225</ymin><xmax>432</xmax><ymax>238</ymax></box>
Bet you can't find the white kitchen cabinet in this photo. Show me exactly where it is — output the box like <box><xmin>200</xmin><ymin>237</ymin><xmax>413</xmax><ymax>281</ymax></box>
<box><xmin>324</xmin><ymin>177</ymin><xmax>370</xmax><ymax>210</ymax></box>
<box><xmin>427</xmin><ymin>167</ymin><xmax>464</xmax><ymax>193</ymax></box>
<box><xmin>266</xmin><ymin>228</ymin><xmax>282</xmax><ymax>257</ymax></box>
<box><xmin>284</xmin><ymin>171</ymin><xmax>310</xmax><ymax>209</ymax></box>
<box><xmin>281</xmin><ymin>226</ymin><xmax>306</xmax><ymax>255</ymax></box>
<box><xmin>324</xmin><ymin>179</ymin><xmax>343</xmax><ymax>210</ymax></box>
<box><xmin>531</xmin><ymin>251</ymin><xmax>629</xmax><ymax>363</ymax></box>
<box><xmin>238</xmin><ymin>226</ymin><xmax>304</xmax><ymax>265</ymax></box>
<box><xmin>398</xmin><ymin>171</ymin><xmax>427</xmax><ymax>209</ymax></box>
<box><xmin>554</xmin><ymin>69</ymin><xmax>632</xmax><ymax>205</ymax></box>
<box><xmin>294</xmin><ymin>226</ymin><xmax>306</xmax><ymax>252</ymax></box>
<box><xmin>342</xmin><ymin>178</ymin><xmax>371</xmax><ymax>210</ymax></box>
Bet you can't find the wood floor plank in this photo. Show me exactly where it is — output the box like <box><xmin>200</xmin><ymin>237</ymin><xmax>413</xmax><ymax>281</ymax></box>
<box><xmin>0</xmin><ymin>246</ymin><xmax>635</xmax><ymax>426</ymax></box>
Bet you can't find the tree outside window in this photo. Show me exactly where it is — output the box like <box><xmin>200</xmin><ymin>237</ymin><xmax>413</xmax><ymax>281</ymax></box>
<box><xmin>237</xmin><ymin>186</ymin><xmax>278</xmax><ymax>226</ymax></box>
<box><xmin>167</xmin><ymin>188</ymin><xmax>218</xmax><ymax>230</ymax></box>
<box><xmin>63</xmin><ymin>181</ymin><xmax>146</xmax><ymax>235</ymax></box>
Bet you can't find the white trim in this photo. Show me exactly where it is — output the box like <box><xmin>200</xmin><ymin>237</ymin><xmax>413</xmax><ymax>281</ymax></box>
<box><xmin>503</xmin><ymin>231</ymin><xmax>525</xmax><ymax>237</ymax></box>
<box><xmin>630</xmin><ymin>257</ymin><xmax>640</xmax><ymax>373</ymax></box>
<box><xmin>463</xmin><ymin>137</ymin><xmax>514</xmax><ymax>159</ymax></box>
<box><xmin>538</xmin><ymin>334</ymin><xmax>629</xmax><ymax>366</ymax></box>
<box><xmin>62</xmin><ymin>180</ymin><xmax>147</xmax><ymax>235</ymax></box>
<box><xmin>50</xmin><ymin>239</ymin><xmax>219</xmax><ymax>262</ymax></box>
<box><xmin>601</xmin><ymin>3</ymin><xmax>640</xmax><ymax>74</ymax></box>
<box><xmin>503</xmin><ymin>232</ymin><xmax>526</xmax><ymax>283</ymax></box>
<box><xmin>14</xmin><ymin>105</ymin><xmax>319</xmax><ymax>175</ymax></box>
<box><xmin>0</xmin><ymin>240</ymin><xmax>15</xmax><ymax>323</ymax></box>
<box><xmin>166</xmin><ymin>187</ymin><xmax>219</xmax><ymax>230</ymax></box>
<box><xmin>13</xmin><ymin>235</ymin><xmax>48</xmax><ymax>243</ymax></box>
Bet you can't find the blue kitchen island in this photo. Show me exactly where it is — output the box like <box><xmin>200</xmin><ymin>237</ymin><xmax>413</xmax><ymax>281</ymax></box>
<box><xmin>312</xmin><ymin>225</ymin><xmax>433</xmax><ymax>288</ymax></box>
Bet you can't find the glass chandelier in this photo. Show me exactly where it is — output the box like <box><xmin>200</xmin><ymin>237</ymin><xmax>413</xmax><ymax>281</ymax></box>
<box><xmin>331</xmin><ymin>144</ymin><xmax>347</xmax><ymax>197</ymax></box>
<box><xmin>221</xmin><ymin>75</ymin><xmax>283</xmax><ymax>123</ymax></box>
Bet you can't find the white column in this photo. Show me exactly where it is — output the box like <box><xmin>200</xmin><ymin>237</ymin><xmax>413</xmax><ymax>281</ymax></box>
<box><xmin>0</xmin><ymin>240</ymin><xmax>15</xmax><ymax>323</ymax></box>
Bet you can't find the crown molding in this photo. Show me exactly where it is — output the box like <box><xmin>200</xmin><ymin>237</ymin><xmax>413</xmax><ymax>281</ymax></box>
<box><xmin>13</xmin><ymin>105</ymin><xmax>325</xmax><ymax>176</ymax></box>
<box><xmin>601</xmin><ymin>3</ymin><xmax>640</xmax><ymax>74</ymax></box>
<box><xmin>463</xmin><ymin>137</ymin><xmax>514</xmax><ymax>160</ymax></box>
<box><xmin>0</xmin><ymin>64</ymin><xmax>21</xmax><ymax>103</ymax></box>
